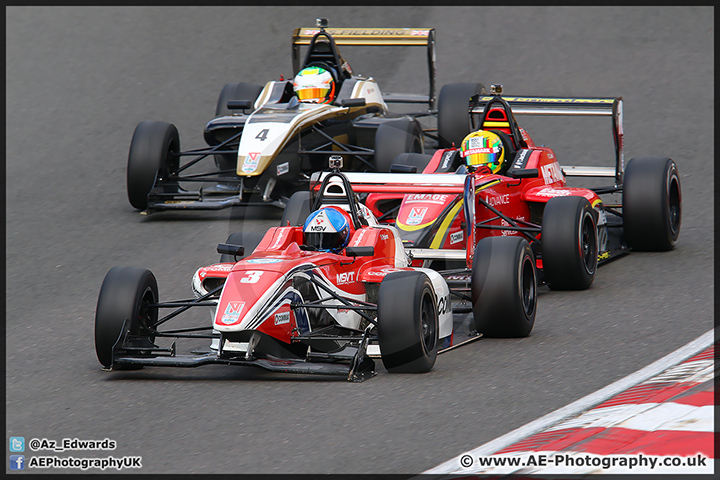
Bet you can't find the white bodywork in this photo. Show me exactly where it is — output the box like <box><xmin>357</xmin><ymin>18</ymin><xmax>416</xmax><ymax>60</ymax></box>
<box><xmin>236</xmin><ymin>79</ymin><xmax>388</xmax><ymax>176</ymax></box>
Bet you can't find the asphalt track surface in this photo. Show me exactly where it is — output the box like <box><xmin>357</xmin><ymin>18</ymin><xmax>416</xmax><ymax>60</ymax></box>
<box><xmin>6</xmin><ymin>6</ymin><xmax>714</xmax><ymax>475</ymax></box>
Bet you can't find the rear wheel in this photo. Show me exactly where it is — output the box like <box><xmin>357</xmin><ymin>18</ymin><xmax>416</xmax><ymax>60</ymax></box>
<box><xmin>281</xmin><ymin>191</ymin><xmax>312</xmax><ymax>227</ymax></box>
<box><xmin>378</xmin><ymin>271</ymin><xmax>439</xmax><ymax>373</ymax></box>
<box><xmin>437</xmin><ymin>82</ymin><xmax>486</xmax><ymax>149</ymax></box>
<box><xmin>95</xmin><ymin>267</ymin><xmax>158</xmax><ymax>369</ymax></box>
<box><xmin>541</xmin><ymin>196</ymin><xmax>598</xmax><ymax>290</ymax></box>
<box><xmin>623</xmin><ymin>157</ymin><xmax>681</xmax><ymax>251</ymax></box>
<box><xmin>127</xmin><ymin>121</ymin><xmax>180</xmax><ymax>210</ymax></box>
<box><xmin>374</xmin><ymin>118</ymin><xmax>424</xmax><ymax>172</ymax></box>
<box><xmin>471</xmin><ymin>237</ymin><xmax>536</xmax><ymax>337</ymax></box>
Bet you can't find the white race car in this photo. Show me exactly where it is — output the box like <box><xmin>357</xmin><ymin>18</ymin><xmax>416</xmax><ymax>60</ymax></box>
<box><xmin>125</xmin><ymin>18</ymin><xmax>486</xmax><ymax>213</ymax></box>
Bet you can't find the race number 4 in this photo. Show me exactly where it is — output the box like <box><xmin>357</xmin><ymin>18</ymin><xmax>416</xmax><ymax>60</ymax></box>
<box><xmin>255</xmin><ymin>129</ymin><xmax>269</xmax><ymax>141</ymax></box>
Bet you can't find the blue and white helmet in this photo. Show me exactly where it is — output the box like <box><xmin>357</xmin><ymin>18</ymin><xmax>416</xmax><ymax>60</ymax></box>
<box><xmin>303</xmin><ymin>207</ymin><xmax>351</xmax><ymax>253</ymax></box>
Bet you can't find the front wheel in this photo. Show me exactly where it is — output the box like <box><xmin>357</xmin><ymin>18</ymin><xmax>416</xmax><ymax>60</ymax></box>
<box><xmin>95</xmin><ymin>267</ymin><xmax>159</xmax><ymax>369</ymax></box>
<box><xmin>623</xmin><ymin>157</ymin><xmax>681</xmax><ymax>251</ymax></box>
<box><xmin>127</xmin><ymin>121</ymin><xmax>180</xmax><ymax>210</ymax></box>
<box><xmin>215</xmin><ymin>82</ymin><xmax>264</xmax><ymax>117</ymax></box>
<box><xmin>378</xmin><ymin>271</ymin><xmax>439</xmax><ymax>373</ymax></box>
<box><xmin>471</xmin><ymin>236</ymin><xmax>537</xmax><ymax>337</ymax></box>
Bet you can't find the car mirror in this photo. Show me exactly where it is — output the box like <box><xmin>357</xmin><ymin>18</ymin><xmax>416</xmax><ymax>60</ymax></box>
<box><xmin>226</xmin><ymin>100</ymin><xmax>252</xmax><ymax>110</ymax></box>
<box><xmin>217</xmin><ymin>243</ymin><xmax>245</xmax><ymax>257</ymax></box>
<box><xmin>508</xmin><ymin>168</ymin><xmax>539</xmax><ymax>179</ymax></box>
<box><xmin>345</xmin><ymin>246</ymin><xmax>374</xmax><ymax>257</ymax></box>
<box><xmin>390</xmin><ymin>164</ymin><xmax>417</xmax><ymax>174</ymax></box>
<box><xmin>340</xmin><ymin>98</ymin><xmax>366</xmax><ymax>108</ymax></box>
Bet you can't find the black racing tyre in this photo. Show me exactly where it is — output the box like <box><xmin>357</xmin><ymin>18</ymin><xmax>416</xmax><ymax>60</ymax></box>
<box><xmin>541</xmin><ymin>196</ymin><xmax>598</xmax><ymax>290</ymax></box>
<box><xmin>215</xmin><ymin>82</ymin><xmax>264</xmax><ymax>117</ymax></box>
<box><xmin>623</xmin><ymin>157</ymin><xmax>681</xmax><ymax>251</ymax></box>
<box><xmin>219</xmin><ymin>231</ymin><xmax>264</xmax><ymax>262</ymax></box>
<box><xmin>389</xmin><ymin>152</ymin><xmax>434</xmax><ymax>173</ymax></box>
<box><xmin>437</xmin><ymin>82</ymin><xmax>486</xmax><ymax>149</ymax></box>
<box><xmin>471</xmin><ymin>236</ymin><xmax>537</xmax><ymax>337</ymax></box>
<box><xmin>378</xmin><ymin>271</ymin><xmax>439</xmax><ymax>373</ymax></box>
<box><xmin>95</xmin><ymin>266</ymin><xmax>158</xmax><ymax>369</ymax></box>
<box><xmin>374</xmin><ymin>118</ymin><xmax>424</xmax><ymax>172</ymax></box>
<box><xmin>127</xmin><ymin>121</ymin><xmax>180</xmax><ymax>210</ymax></box>
<box><xmin>281</xmin><ymin>191</ymin><xmax>312</xmax><ymax>227</ymax></box>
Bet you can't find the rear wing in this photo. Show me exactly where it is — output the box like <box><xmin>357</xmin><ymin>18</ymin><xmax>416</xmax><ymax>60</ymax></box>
<box><xmin>292</xmin><ymin>27</ymin><xmax>437</xmax><ymax>109</ymax></box>
<box><xmin>310</xmin><ymin>171</ymin><xmax>465</xmax><ymax>195</ymax></box>
<box><xmin>470</xmin><ymin>95</ymin><xmax>624</xmax><ymax>183</ymax></box>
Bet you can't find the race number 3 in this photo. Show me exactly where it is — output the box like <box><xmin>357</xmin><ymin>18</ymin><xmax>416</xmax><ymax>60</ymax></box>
<box><xmin>240</xmin><ymin>271</ymin><xmax>264</xmax><ymax>284</ymax></box>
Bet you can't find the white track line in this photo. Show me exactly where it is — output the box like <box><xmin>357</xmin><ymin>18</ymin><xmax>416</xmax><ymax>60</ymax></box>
<box><xmin>425</xmin><ymin>328</ymin><xmax>715</xmax><ymax>474</ymax></box>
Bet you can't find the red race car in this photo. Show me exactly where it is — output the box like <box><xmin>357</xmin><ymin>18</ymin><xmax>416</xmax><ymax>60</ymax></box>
<box><xmin>95</xmin><ymin>168</ymin><xmax>517</xmax><ymax>382</ymax></box>
<box><xmin>302</xmin><ymin>86</ymin><xmax>680</xmax><ymax>333</ymax></box>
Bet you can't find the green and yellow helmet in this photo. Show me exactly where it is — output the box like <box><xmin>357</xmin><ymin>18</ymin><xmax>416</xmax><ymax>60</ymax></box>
<box><xmin>459</xmin><ymin>130</ymin><xmax>505</xmax><ymax>173</ymax></box>
<box><xmin>293</xmin><ymin>66</ymin><xmax>336</xmax><ymax>104</ymax></box>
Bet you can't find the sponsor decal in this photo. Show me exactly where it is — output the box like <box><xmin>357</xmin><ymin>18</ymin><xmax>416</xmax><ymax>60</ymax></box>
<box><xmin>541</xmin><ymin>162</ymin><xmax>564</xmax><ymax>184</ymax></box>
<box><xmin>274</xmin><ymin>312</ymin><xmax>290</xmax><ymax>325</ymax></box>
<box><xmin>596</xmin><ymin>208</ymin><xmax>608</xmax><ymax>226</ymax></box>
<box><xmin>302</xmin><ymin>29</ymin><xmax>429</xmax><ymax>37</ymax></box>
<box><xmin>366</xmin><ymin>268</ymin><xmax>401</xmax><ymax>277</ymax></box>
<box><xmin>444</xmin><ymin>274</ymin><xmax>470</xmax><ymax>281</ymax></box>
<box><xmin>500</xmin><ymin>219</ymin><xmax>517</xmax><ymax>236</ymax></box>
<box><xmin>599</xmin><ymin>251</ymin><xmax>610</xmax><ymax>261</ymax></box>
<box><xmin>366</xmin><ymin>87</ymin><xmax>375</xmax><ymax>95</ymax></box>
<box><xmin>462</xmin><ymin>147</ymin><xmax>499</xmax><ymax>157</ymax></box>
<box><xmin>437</xmin><ymin>295</ymin><xmax>451</xmax><ymax>316</ymax></box>
<box><xmin>477</xmin><ymin>96</ymin><xmax>614</xmax><ymax>104</ymax></box>
<box><xmin>242</xmin><ymin>152</ymin><xmax>261</xmax><ymax>174</ymax></box>
<box><xmin>535</xmin><ymin>187</ymin><xmax>572</xmax><ymax>197</ymax></box>
<box><xmin>520</xmin><ymin>128</ymin><xmax>530</xmax><ymax>142</ymax></box>
<box><xmin>441</xmin><ymin>151</ymin><xmax>454</xmax><ymax>170</ymax></box>
<box><xmin>450</xmin><ymin>230</ymin><xmax>463</xmax><ymax>245</ymax></box>
<box><xmin>221</xmin><ymin>301</ymin><xmax>245</xmax><ymax>324</ymax></box>
<box><xmin>276</xmin><ymin>162</ymin><xmax>290</xmax><ymax>176</ymax></box>
<box><xmin>336</xmin><ymin>271</ymin><xmax>356</xmax><ymax>285</ymax></box>
<box><xmin>271</xmin><ymin>228</ymin><xmax>286</xmax><ymax>249</ymax></box>
<box><xmin>246</xmin><ymin>258</ymin><xmax>284</xmax><ymax>264</ymax></box>
<box><xmin>484</xmin><ymin>193</ymin><xmax>510</xmax><ymax>207</ymax></box>
<box><xmin>352</xmin><ymin>228</ymin><xmax>367</xmax><ymax>247</ymax></box>
<box><xmin>406</xmin><ymin>207</ymin><xmax>428</xmax><ymax>226</ymax></box>
<box><xmin>405</xmin><ymin>194</ymin><xmax>449</xmax><ymax>205</ymax></box>
<box><xmin>512</xmin><ymin>149</ymin><xmax>530</xmax><ymax>169</ymax></box>
<box><xmin>308</xmin><ymin>210</ymin><xmax>337</xmax><ymax>233</ymax></box>
<box><xmin>379</xmin><ymin>233</ymin><xmax>389</xmax><ymax>241</ymax></box>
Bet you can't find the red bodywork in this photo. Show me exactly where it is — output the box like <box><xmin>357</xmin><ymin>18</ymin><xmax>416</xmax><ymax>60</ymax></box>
<box><xmin>363</xmin><ymin>108</ymin><xmax>602</xmax><ymax>266</ymax></box>
<box><xmin>194</xmin><ymin>224</ymin><xmax>409</xmax><ymax>345</ymax></box>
